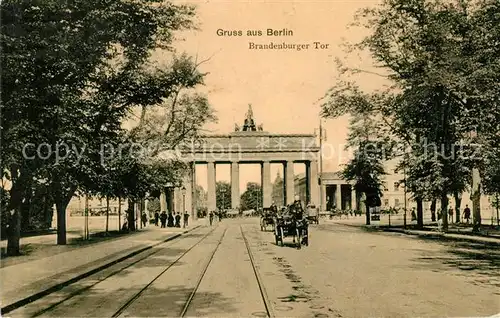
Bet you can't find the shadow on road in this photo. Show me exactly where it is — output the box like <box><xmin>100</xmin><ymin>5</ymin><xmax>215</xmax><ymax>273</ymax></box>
<box><xmin>122</xmin><ymin>285</ymin><xmax>239</xmax><ymax>317</ymax></box>
<box><xmin>410</xmin><ymin>240</ymin><xmax>500</xmax><ymax>291</ymax></box>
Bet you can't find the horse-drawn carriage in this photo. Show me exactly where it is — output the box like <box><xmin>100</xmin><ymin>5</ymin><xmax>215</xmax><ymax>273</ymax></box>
<box><xmin>274</xmin><ymin>203</ymin><xmax>309</xmax><ymax>249</ymax></box>
<box><xmin>306</xmin><ymin>204</ymin><xmax>319</xmax><ymax>224</ymax></box>
<box><xmin>260</xmin><ymin>207</ymin><xmax>276</xmax><ymax>231</ymax></box>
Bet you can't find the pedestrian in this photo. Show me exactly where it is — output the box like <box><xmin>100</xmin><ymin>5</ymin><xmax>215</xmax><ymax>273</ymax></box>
<box><xmin>209</xmin><ymin>211</ymin><xmax>214</xmax><ymax>226</ymax></box>
<box><xmin>141</xmin><ymin>212</ymin><xmax>147</xmax><ymax>227</ymax></box>
<box><xmin>411</xmin><ymin>208</ymin><xmax>417</xmax><ymax>222</ymax></box>
<box><xmin>175</xmin><ymin>212</ymin><xmax>181</xmax><ymax>228</ymax></box>
<box><xmin>167</xmin><ymin>211</ymin><xmax>174</xmax><ymax>227</ymax></box>
<box><xmin>463</xmin><ymin>205</ymin><xmax>471</xmax><ymax>224</ymax></box>
<box><xmin>160</xmin><ymin>211</ymin><xmax>167</xmax><ymax>228</ymax></box>
<box><xmin>154</xmin><ymin>212</ymin><xmax>159</xmax><ymax>226</ymax></box>
<box><xmin>448</xmin><ymin>207</ymin><xmax>454</xmax><ymax>223</ymax></box>
<box><xmin>183</xmin><ymin>212</ymin><xmax>189</xmax><ymax>228</ymax></box>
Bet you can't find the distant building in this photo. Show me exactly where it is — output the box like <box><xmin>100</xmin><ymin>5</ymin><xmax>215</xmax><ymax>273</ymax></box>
<box><xmin>66</xmin><ymin>196</ymin><xmax>127</xmax><ymax>216</ymax></box>
<box><xmin>294</xmin><ymin>162</ymin><xmax>498</xmax><ymax>222</ymax></box>
<box><xmin>272</xmin><ymin>171</ymin><xmax>284</xmax><ymax>206</ymax></box>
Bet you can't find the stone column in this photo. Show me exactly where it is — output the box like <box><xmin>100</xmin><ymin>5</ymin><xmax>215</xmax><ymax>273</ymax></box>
<box><xmin>160</xmin><ymin>189</ymin><xmax>167</xmax><ymax>213</ymax></box>
<box><xmin>305</xmin><ymin>162</ymin><xmax>311</xmax><ymax>204</ymax></box>
<box><xmin>262</xmin><ymin>161</ymin><xmax>272</xmax><ymax>208</ymax></box>
<box><xmin>183</xmin><ymin>168</ymin><xmax>193</xmax><ymax>216</ymax></box>
<box><xmin>285</xmin><ymin>160</ymin><xmax>295</xmax><ymax>205</ymax></box>
<box><xmin>166</xmin><ymin>188</ymin><xmax>174</xmax><ymax>213</ymax></box>
<box><xmin>321</xmin><ymin>184</ymin><xmax>327</xmax><ymax>212</ymax></box>
<box><xmin>231</xmin><ymin>161</ymin><xmax>240</xmax><ymax>210</ymax></box>
<box><xmin>309</xmin><ymin>160</ymin><xmax>319</xmax><ymax>206</ymax></box>
<box><xmin>335</xmin><ymin>183</ymin><xmax>342</xmax><ymax>210</ymax></box>
<box><xmin>207</xmin><ymin>161</ymin><xmax>216</xmax><ymax>212</ymax></box>
<box><xmin>173</xmin><ymin>187</ymin><xmax>180</xmax><ymax>212</ymax></box>
<box><xmin>191</xmin><ymin>162</ymin><xmax>197</xmax><ymax>220</ymax></box>
<box><xmin>351</xmin><ymin>185</ymin><xmax>357</xmax><ymax>210</ymax></box>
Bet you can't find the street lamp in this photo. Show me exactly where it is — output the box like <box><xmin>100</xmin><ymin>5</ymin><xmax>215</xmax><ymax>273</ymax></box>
<box><xmin>181</xmin><ymin>186</ymin><xmax>186</xmax><ymax>215</ymax></box>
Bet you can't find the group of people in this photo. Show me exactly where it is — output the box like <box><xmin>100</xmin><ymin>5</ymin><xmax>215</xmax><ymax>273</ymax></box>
<box><xmin>153</xmin><ymin>211</ymin><xmax>189</xmax><ymax>228</ymax></box>
<box><xmin>208</xmin><ymin>210</ymin><xmax>224</xmax><ymax>225</ymax></box>
<box><xmin>410</xmin><ymin>204</ymin><xmax>472</xmax><ymax>223</ymax></box>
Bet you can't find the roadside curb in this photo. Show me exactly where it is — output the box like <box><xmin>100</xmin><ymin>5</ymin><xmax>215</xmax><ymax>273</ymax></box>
<box><xmin>0</xmin><ymin>225</ymin><xmax>202</xmax><ymax>315</ymax></box>
<box><xmin>331</xmin><ymin>222</ymin><xmax>500</xmax><ymax>246</ymax></box>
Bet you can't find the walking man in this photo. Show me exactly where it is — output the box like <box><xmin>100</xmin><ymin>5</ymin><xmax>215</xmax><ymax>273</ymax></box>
<box><xmin>463</xmin><ymin>205</ymin><xmax>471</xmax><ymax>224</ymax></box>
<box><xmin>183</xmin><ymin>212</ymin><xmax>189</xmax><ymax>228</ymax></box>
<box><xmin>154</xmin><ymin>212</ymin><xmax>159</xmax><ymax>226</ymax></box>
<box><xmin>160</xmin><ymin>211</ymin><xmax>167</xmax><ymax>228</ymax></box>
<box><xmin>175</xmin><ymin>212</ymin><xmax>181</xmax><ymax>228</ymax></box>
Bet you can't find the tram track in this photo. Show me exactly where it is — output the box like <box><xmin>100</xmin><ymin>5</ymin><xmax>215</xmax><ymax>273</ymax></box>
<box><xmin>177</xmin><ymin>224</ymin><xmax>274</xmax><ymax>318</ymax></box>
<box><xmin>25</xmin><ymin>226</ymin><xmax>216</xmax><ymax>318</ymax></box>
<box><xmin>240</xmin><ymin>225</ymin><xmax>275</xmax><ymax>318</ymax></box>
<box><xmin>111</xmin><ymin>226</ymin><xmax>226</xmax><ymax>317</ymax></box>
<box><xmin>179</xmin><ymin>227</ymin><xmax>227</xmax><ymax>317</ymax></box>
<box><xmin>15</xmin><ymin>221</ymin><xmax>276</xmax><ymax>317</ymax></box>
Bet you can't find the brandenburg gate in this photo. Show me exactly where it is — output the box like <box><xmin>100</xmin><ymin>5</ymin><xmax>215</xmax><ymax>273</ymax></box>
<box><xmin>164</xmin><ymin>105</ymin><xmax>320</xmax><ymax>218</ymax></box>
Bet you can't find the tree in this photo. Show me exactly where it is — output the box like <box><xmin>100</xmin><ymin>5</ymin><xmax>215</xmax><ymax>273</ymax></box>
<box><xmin>240</xmin><ymin>182</ymin><xmax>262</xmax><ymax>211</ymax></box>
<box><xmin>341</xmin><ymin>112</ymin><xmax>389</xmax><ymax>225</ymax></box>
<box><xmin>148</xmin><ymin>198</ymin><xmax>161</xmax><ymax>215</ymax></box>
<box><xmin>195</xmin><ymin>184</ymin><xmax>208</xmax><ymax>210</ymax></box>
<box><xmin>1</xmin><ymin>0</ymin><xmax>197</xmax><ymax>254</ymax></box>
<box><xmin>216</xmin><ymin>181</ymin><xmax>231</xmax><ymax>210</ymax></box>
<box><xmin>322</xmin><ymin>0</ymin><xmax>500</xmax><ymax>231</ymax></box>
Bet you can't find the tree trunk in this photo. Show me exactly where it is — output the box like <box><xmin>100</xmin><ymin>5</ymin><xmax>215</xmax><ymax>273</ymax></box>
<box><xmin>56</xmin><ymin>200</ymin><xmax>67</xmax><ymax>245</ymax></box>
<box><xmin>472</xmin><ymin>168</ymin><xmax>481</xmax><ymax>232</ymax></box>
<box><xmin>430</xmin><ymin>199</ymin><xmax>436</xmax><ymax>222</ymax></box>
<box><xmin>416</xmin><ymin>197</ymin><xmax>424</xmax><ymax>229</ymax></box>
<box><xmin>365</xmin><ymin>204</ymin><xmax>370</xmax><ymax>225</ymax></box>
<box><xmin>6</xmin><ymin>168</ymin><xmax>30</xmax><ymax>255</ymax></box>
<box><xmin>128</xmin><ymin>198</ymin><xmax>136</xmax><ymax>231</ymax></box>
<box><xmin>118</xmin><ymin>197</ymin><xmax>122</xmax><ymax>231</ymax></box>
<box><xmin>440</xmin><ymin>194</ymin><xmax>449</xmax><ymax>232</ymax></box>
<box><xmin>454</xmin><ymin>191</ymin><xmax>462</xmax><ymax>224</ymax></box>
<box><xmin>54</xmin><ymin>185</ymin><xmax>76</xmax><ymax>245</ymax></box>
<box><xmin>496</xmin><ymin>194</ymin><xmax>499</xmax><ymax>227</ymax></box>
<box><xmin>7</xmin><ymin>206</ymin><xmax>22</xmax><ymax>256</ymax></box>
<box><xmin>21</xmin><ymin>187</ymin><xmax>32</xmax><ymax>232</ymax></box>
<box><xmin>106</xmin><ymin>196</ymin><xmax>109</xmax><ymax>233</ymax></box>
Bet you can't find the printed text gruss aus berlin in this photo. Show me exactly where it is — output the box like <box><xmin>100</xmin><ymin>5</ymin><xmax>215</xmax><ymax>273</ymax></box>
<box><xmin>216</xmin><ymin>28</ymin><xmax>293</xmax><ymax>36</ymax></box>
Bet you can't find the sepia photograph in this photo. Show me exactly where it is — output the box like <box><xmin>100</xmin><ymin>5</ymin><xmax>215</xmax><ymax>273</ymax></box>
<box><xmin>1</xmin><ymin>0</ymin><xmax>499</xmax><ymax>317</ymax></box>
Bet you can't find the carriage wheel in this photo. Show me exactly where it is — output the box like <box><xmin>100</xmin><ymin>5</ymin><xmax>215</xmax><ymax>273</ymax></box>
<box><xmin>296</xmin><ymin>228</ymin><xmax>301</xmax><ymax>249</ymax></box>
<box><xmin>280</xmin><ymin>227</ymin><xmax>285</xmax><ymax>246</ymax></box>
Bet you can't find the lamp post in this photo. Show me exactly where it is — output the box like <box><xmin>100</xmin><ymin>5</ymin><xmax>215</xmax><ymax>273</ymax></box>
<box><xmin>181</xmin><ymin>186</ymin><xmax>186</xmax><ymax>216</ymax></box>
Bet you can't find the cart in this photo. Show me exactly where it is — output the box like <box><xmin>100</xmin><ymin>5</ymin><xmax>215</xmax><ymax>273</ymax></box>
<box><xmin>306</xmin><ymin>204</ymin><xmax>319</xmax><ymax>224</ymax></box>
<box><xmin>274</xmin><ymin>214</ymin><xmax>308</xmax><ymax>249</ymax></box>
<box><xmin>260</xmin><ymin>208</ymin><xmax>275</xmax><ymax>231</ymax></box>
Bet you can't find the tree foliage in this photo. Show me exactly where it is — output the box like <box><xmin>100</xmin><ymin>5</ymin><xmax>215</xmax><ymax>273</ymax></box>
<box><xmin>240</xmin><ymin>182</ymin><xmax>261</xmax><ymax>211</ymax></box>
<box><xmin>321</xmin><ymin>0</ymin><xmax>500</xmax><ymax>230</ymax></box>
<box><xmin>216</xmin><ymin>181</ymin><xmax>231</xmax><ymax>210</ymax></box>
<box><xmin>0</xmin><ymin>0</ymin><xmax>211</xmax><ymax>253</ymax></box>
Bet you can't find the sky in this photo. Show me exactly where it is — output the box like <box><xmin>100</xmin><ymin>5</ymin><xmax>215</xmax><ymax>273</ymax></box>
<box><xmin>155</xmin><ymin>0</ymin><xmax>383</xmax><ymax>192</ymax></box>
